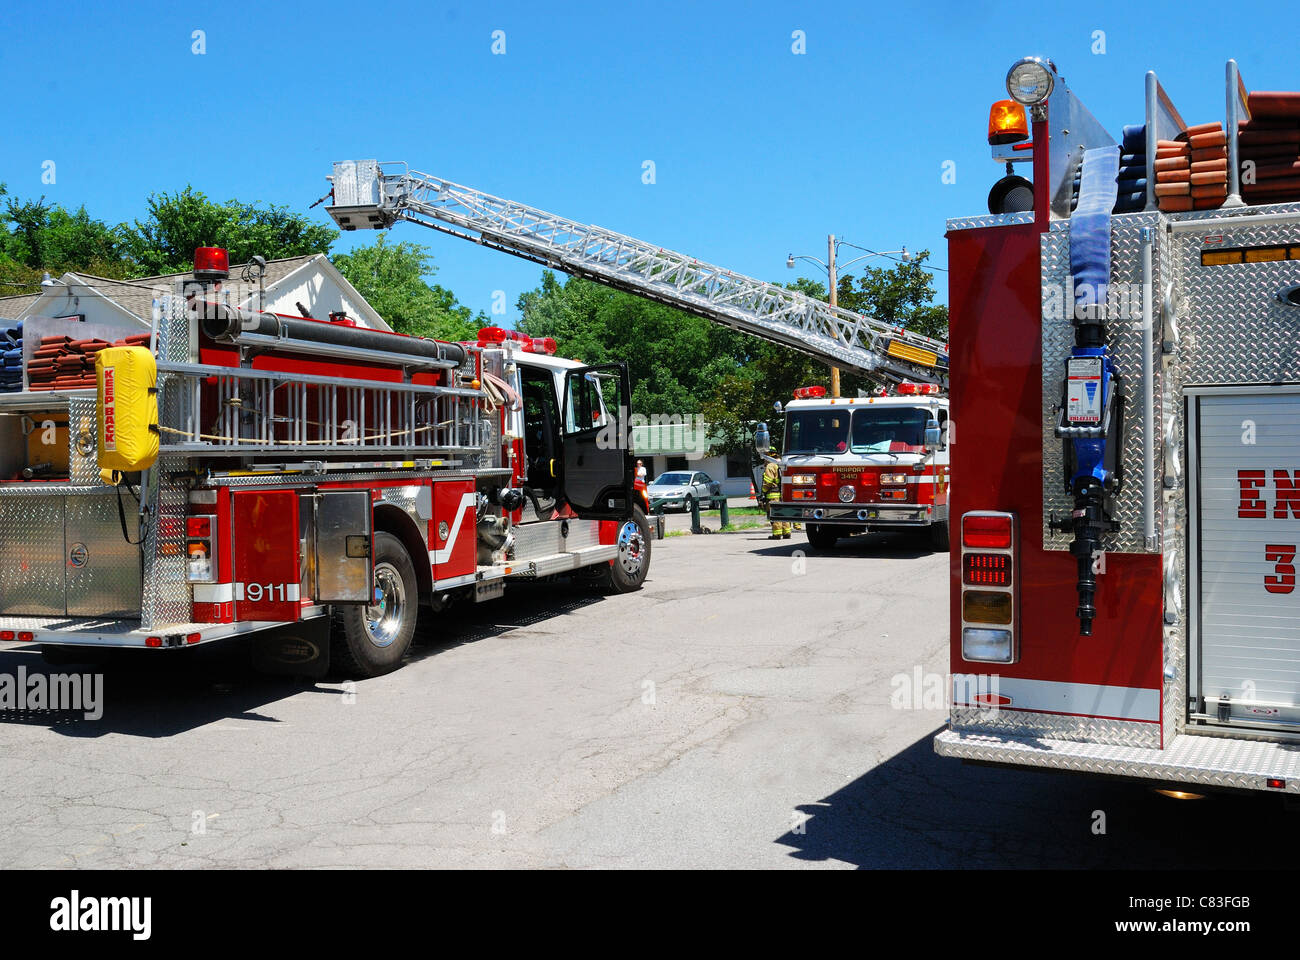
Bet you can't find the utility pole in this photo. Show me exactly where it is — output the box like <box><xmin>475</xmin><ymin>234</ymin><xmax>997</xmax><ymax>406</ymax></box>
<box><xmin>827</xmin><ymin>233</ymin><xmax>840</xmax><ymax>398</ymax></box>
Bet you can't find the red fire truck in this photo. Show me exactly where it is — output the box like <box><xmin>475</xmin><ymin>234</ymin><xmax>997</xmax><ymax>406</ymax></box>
<box><xmin>936</xmin><ymin>55</ymin><xmax>1300</xmax><ymax>794</ymax></box>
<box><xmin>758</xmin><ymin>383</ymin><xmax>950</xmax><ymax>550</ymax></box>
<box><xmin>0</xmin><ymin>248</ymin><xmax>651</xmax><ymax>677</ymax></box>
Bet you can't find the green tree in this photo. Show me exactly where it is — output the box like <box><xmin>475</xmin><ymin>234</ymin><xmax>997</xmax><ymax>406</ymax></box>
<box><xmin>126</xmin><ymin>186</ymin><xmax>337</xmax><ymax>276</ymax></box>
<box><xmin>516</xmin><ymin>271</ymin><xmax>748</xmax><ymax>417</ymax></box>
<box><xmin>0</xmin><ymin>184</ymin><xmax>131</xmax><ymax>287</ymax></box>
<box><xmin>834</xmin><ymin>250</ymin><xmax>948</xmax><ymax>341</ymax></box>
<box><xmin>332</xmin><ymin>234</ymin><xmax>482</xmax><ymax>340</ymax></box>
<box><xmin>701</xmin><ymin>254</ymin><xmax>947</xmax><ymax>455</ymax></box>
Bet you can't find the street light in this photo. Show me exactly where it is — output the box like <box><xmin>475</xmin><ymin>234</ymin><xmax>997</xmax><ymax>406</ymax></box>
<box><xmin>785</xmin><ymin>236</ymin><xmax>911</xmax><ymax>397</ymax></box>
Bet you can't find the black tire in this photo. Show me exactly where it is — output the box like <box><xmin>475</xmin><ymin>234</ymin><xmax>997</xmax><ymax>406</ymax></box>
<box><xmin>929</xmin><ymin>518</ymin><xmax>951</xmax><ymax>552</ymax></box>
<box><xmin>332</xmin><ymin>531</ymin><xmax>418</xmax><ymax>678</ymax></box>
<box><xmin>806</xmin><ymin>523</ymin><xmax>839</xmax><ymax>550</ymax></box>
<box><xmin>683</xmin><ymin>493</ymin><xmax>695</xmax><ymax>514</ymax></box>
<box><xmin>595</xmin><ymin>507</ymin><xmax>652</xmax><ymax>594</ymax></box>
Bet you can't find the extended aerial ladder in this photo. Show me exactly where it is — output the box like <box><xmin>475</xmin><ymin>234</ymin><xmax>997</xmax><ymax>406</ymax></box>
<box><xmin>324</xmin><ymin>161</ymin><xmax>949</xmax><ymax>388</ymax></box>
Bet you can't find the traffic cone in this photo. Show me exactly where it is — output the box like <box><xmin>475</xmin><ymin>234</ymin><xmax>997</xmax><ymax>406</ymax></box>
<box><xmin>748</xmin><ymin>481</ymin><xmax>756</xmax><ymax>500</ymax></box>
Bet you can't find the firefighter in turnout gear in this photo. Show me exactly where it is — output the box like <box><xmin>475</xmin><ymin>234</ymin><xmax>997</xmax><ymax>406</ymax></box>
<box><xmin>762</xmin><ymin>452</ymin><xmax>790</xmax><ymax>539</ymax></box>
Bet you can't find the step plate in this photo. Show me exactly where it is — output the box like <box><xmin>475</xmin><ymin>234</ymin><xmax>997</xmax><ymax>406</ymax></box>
<box><xmin>935</xmin><ymin>727</ymin><xmax>1300</xmax><ymax>794</ymax></box>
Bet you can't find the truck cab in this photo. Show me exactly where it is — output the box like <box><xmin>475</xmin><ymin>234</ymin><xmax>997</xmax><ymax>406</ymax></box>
<box><xmin>765</xmin><ymin>384</ymin><xmax>950</xmax><ymax>550</ymax></box>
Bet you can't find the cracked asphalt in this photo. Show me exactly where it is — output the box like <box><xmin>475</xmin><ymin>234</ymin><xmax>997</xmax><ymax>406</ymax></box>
<box><xmin>0</xmin><ymin>530</ymin><xmax>1295</xmax><ymax>869</ymax></box>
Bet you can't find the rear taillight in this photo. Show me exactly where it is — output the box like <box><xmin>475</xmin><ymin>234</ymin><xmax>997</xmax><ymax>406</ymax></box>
<box><xmin>960</xmin><ymin>511</ymin><xmax>1018</xmax><ymax>663</ymax></box>
<box><xmin>962</xmin><ymin>513</ymin><xmax>1013</xmax><ymax>549</ymax></box>
<box><xmin>186</xmin><ymin>514</ymin><xmax>218</xmax><ymax>583</ymax></box>
<box><xmin>0</xmin><ymin>630</ymin><xmax>14</xmax><ymax>642</ymax></box>
<box><xmin>16</xmin><ymin>632</ymin><xmax>33</xmax><ymax>643</ymax></box>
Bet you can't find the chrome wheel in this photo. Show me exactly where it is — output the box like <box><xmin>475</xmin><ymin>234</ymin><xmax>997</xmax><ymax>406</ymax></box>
<box><xmin>617</xmin><ymin>520</ymin><xmax>646</xmax><ymax>577</ymax></box>
<box><xmin>363</xmin><ymin>562</ymin><xmax>406</xmax><ymax>648</ymax></box>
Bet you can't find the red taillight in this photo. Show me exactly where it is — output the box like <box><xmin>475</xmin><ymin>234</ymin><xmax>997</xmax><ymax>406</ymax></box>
<box><xmin>145</xmin><ymin>636</ymin><xmax>163</xmax><ymax>648</ymax></box>
<box><xmin>187</xmin><ymin>517</ymin><xmax>211</xmax><ymax>538</ymax></box>
<box><xmin>963</xmin><ymin>514</ymin><xmax>1013</xmax><ymax>549</ymax></box>
<box><xmin>819</xmin><ymin>472</ymin><xmax>836</xmax><ymax>486</ymax></box>
<box><xmin>186</xmin><ymin>633</ymin><xmax>201</xmax><ymax>645</ymax></box>
<box><xmin>193</xmin><ymin>246</ymin><xmax>229</xmax><ymax>281</ymax></box>
<box><xmin>477</xmin><ymin>326</ymin><xmax>509</xmax><ymax>343</ymax></box>
<box><xmin>963</xmin><ymin>553</ymin><xmax>1012</xmax><ymax>587</ymax></box>
<box><xmin>1268</xmin><ymin>778</ymin><xmax>1287</xmax><ymax>789</ymax></box>
<box><xmin>16</xmin><ymin>632</ymin><xmax>33</xmax><ymax>643</ymax></box>
<box><xmin>0</xmin><ymin>630</ymin><xmax>14</xmax><ymax>641</ymax></box>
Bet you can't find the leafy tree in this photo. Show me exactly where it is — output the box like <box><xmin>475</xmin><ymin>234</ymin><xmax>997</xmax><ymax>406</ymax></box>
<box><xmin>516</xmin><ymin>271</ymin><xmax>748</xmax><ymax>417</ymax></box>
<box><xmin>834</xmin><ymin>250</ymin><xmax>948</xmax><ymax>341</ymax></box>
<box><xmin>701</xmin><ymin>254</ymin><xmax>947</xmax><ymax>455</ymax></box>
<box><xmin>0</xmin><ymin>183</ymin><xmax>131</xmax><ymax>286</ymax></box>
<box><xmin>126</xmin><ymin>186</ymin><xmax>337</xmax><ymax>276</ymax></box>
<box><xmin>332</xmin><ymin>234</ymin><xmax>482</xmax><ymax>340</ymax></box>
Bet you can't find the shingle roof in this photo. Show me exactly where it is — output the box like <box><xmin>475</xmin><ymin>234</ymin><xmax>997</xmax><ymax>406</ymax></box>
<box><xmin>0</xmin><ymin>293</ymin><xmax>39</xmax><ymax>319</ymax></box>
<box><xmin>59</xmin><ymin>255</ymin><xmax>320</xmax><ymax>322</ymax></box>
<box><xmin>130</xmin><ymin>254</ymin><xmax>315</xmax><ymax>288</ymax></box>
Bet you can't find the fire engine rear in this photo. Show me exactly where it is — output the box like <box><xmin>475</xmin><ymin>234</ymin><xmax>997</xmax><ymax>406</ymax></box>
<box><xmin>761</xmin><ymin>383</ymin><xmax>950</xmax><ymax>550</ymax></box>
<box><xmin>936</xmin><ymin>55</ymin><xmax>1300</xmax><ymax>794</ymax></box>
<box><xmin>0</xmin><ymin>248</ymin><xmax>651</xmax><ymax>677</ymax></box>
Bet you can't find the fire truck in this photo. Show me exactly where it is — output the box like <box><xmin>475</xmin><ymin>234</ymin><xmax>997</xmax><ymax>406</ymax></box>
<box><xmin>323</xmin><ymin>160</ymin><xmax>951</xmax><ymax>554</ymax></box>
<box><xmin>0</xmin><ymin>247</ymin><xmax>651</xmax><ymax>677</ymax></box>
<box><xmin>758</xmin><ymin>382</ymin><xmax>950</xmax><ymax>550</ymax></box>
<box><xmin>936</xmin><ymin>55</ymin><xmax>1300</xmax><ymax>795</ymax></box>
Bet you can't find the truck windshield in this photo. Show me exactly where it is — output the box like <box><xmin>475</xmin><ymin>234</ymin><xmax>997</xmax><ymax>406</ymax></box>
<box><xmin>850</xmin><ymin>407</ymin><xmax>929</xmax><ymax>454</ymax></box>
<box><xmin>785</xmin><ymin>410</ymin><xmax>850</xmax><ymax>454</ymax></box>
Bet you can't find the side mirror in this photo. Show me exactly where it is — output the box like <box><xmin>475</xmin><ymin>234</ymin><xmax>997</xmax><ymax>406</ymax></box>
<box><xmin>754</xmin><ymin>422</ymin><xmax>771</xmax><ymax>454</ymax></box>
<box><xmin>772</xmin><ymin>400</ymin><xmax>783</xmax><ymax>414</ymax></box>
<box><xmin>924</xmin><ymin>419</ymin><xmax>944</xmax><ymax>451</ymax></box>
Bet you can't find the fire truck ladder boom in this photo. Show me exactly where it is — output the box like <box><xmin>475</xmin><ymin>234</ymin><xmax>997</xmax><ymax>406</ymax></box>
<box><xmin>326</xmin><ymin>161</ymin><xmax>948</xmax><ymax>387</ymax></box>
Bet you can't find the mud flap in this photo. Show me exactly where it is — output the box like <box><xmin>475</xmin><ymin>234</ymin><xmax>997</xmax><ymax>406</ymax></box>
<box><xmin>249</xmin><ymin>614</ymin><xmax>331</xmax><ymax>678</ymax></box>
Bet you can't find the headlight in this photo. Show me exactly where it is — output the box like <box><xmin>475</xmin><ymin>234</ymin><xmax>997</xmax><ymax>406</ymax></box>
<box><xmin>880</xmin><ymin>473</ymin><xmax>907</xmax><ymax>485</ymax></box>
<box><xmin>838</xmin><ymin>484</ymin><xmax>856</xmax><ymax>503</ymax></box>
<box><xmin>1006</xmin><ymin>57</ymin><xmax>1054</xmax><ymax>106</ymax></box>
<box><xmin>790</xmin><ymin>475</ymin><xmax>816</xmax><ymax>485</ymax></box>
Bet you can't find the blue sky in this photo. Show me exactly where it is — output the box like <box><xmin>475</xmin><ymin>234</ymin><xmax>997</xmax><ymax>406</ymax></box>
<box><xmin>4</xmin><ymin>0</ymin><xmax>1297</xmax><ymax>326</ymax></box>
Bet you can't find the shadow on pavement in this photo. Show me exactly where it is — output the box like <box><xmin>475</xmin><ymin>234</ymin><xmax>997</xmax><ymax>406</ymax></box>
<box><xmin>776</xmin><ymin>728</ymin><xmax>1300</xmax><ymax>868</ymax></box>
<box><xmin>748</xmin><ymin>530</ymin><xmax>937</xmax><ymax>561</ymax></box>
<box><xmin>0</xmin><ymin>579</ymin><xmax>611</xmax><ymax>739</ymax></box>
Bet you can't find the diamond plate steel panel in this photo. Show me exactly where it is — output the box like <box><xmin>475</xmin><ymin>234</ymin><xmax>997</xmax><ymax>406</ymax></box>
<box><xmin>140</xmin><ymin>458</ymin><xmax>190</xmax><ymax>628</ymax></box>
<box><xmin>66</xmin><ymin>394</ymin><xmax>100</xmax><ymax>485</ymax></box>
<box><xmin>63</xmin><ymin>494</ymin><xmax>141</xmax><ymax>617</ymax></box>
<box><xmin>0</xmin><ymin>497</ymin><xmax>64</xmax><ymax>615</ymax></box>
<box><xmin>949</xmin><ymin>707</ymin><xmax>1160</xmax><ymax>748</ymax></box>
<box><xmin>936</xmin><ymin>727</ymin><xmax>1300</xmax><ymax>793</ymax></box>
<box><xmin>1173</xmin><ymin>215</ymin><xmax>1300</xmax><ymax>385</ymax></box>
<box><xmin>946</xmin><ymin>212</ymin><xmax>1036</xmax><ymax>232</ymax></box>
<box><xmin>1159</xmin><ymin>229</ymin><xmax>1187</xmax><ymax>746</ymax></box>
<box><xmin>1041</xmin><ymin>213</ymin><xmax>1164</xmax><ymax>554</ymax></box>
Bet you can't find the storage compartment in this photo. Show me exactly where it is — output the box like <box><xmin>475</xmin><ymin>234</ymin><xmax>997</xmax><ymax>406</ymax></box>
<box><xmin>1189</xmin><ymin>387</ymin><xmax>1300</xmax><ymax>728</ymax></box>
<box><xmin>0</xmin><ymin>493</ymin><xmax>141</xmax><ymax>617</ymax></box>
<box><xmin>0</xmin><ymin>399</ymin><xmax>74</xmax><ymax>482</ymax></box>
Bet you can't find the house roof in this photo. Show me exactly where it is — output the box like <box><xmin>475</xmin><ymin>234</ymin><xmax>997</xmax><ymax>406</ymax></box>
<box><xmin>0</xmin><ymin>293</ymin><xmax>40</xmax><ymax>320</ymax></box>
<box><xmin>130</xmin><ymin>254</ymin><xmax>315</xmax><ymax>289</ymax></box>
<box><xmin>4</xmin><ymin>253</ymin><xmax>393</xmax><ymax>332</ymax></box>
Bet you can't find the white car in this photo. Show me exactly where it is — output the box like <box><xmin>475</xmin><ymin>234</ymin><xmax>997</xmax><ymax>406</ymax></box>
<box><xmin>647</xmin><ymin>471</ymin><xmax>721</xmax><ymax>512</ymax></box>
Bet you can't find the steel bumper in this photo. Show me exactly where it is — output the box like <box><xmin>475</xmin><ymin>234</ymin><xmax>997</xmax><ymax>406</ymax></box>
<box><xmin>768</xmin><ymin>502</ymin><xmax>933</xmax><ymax>526</ymax></box>
<box><xmin>935</xmin><ymin>725</ymin><xmax>1300</xmax><ymax>795</ymax></box>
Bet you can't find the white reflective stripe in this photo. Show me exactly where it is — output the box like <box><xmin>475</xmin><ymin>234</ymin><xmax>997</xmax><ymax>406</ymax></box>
<box><xmin>287</xmin><ymin>584</ymin><xmax>300</xmax><ymax>601</ymax></box>
<box><xmin>430</xmin><ymin>492</ymin><xmax>478</xmax><ymax>565</ymax></box>
<box><xmin>193</xmin><ymin>583</ymin><xmax>234</xmax><ymax>604</ymax></box>
<box><xmin>234</xmin><ymin>583</ymin><xmax>245</xmax><ymax>601</ymax></box>
<box><xmin>952</xmin><ymin>673</ymin><xmax>1160</xmax><ymax>722</ymax></box>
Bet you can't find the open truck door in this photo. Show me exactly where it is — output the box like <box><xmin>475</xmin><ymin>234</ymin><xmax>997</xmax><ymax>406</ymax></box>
<box><xmin>561</xmin><ymin>363</ymin><xmax>633</xmax><ymax>518</ymax></box>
